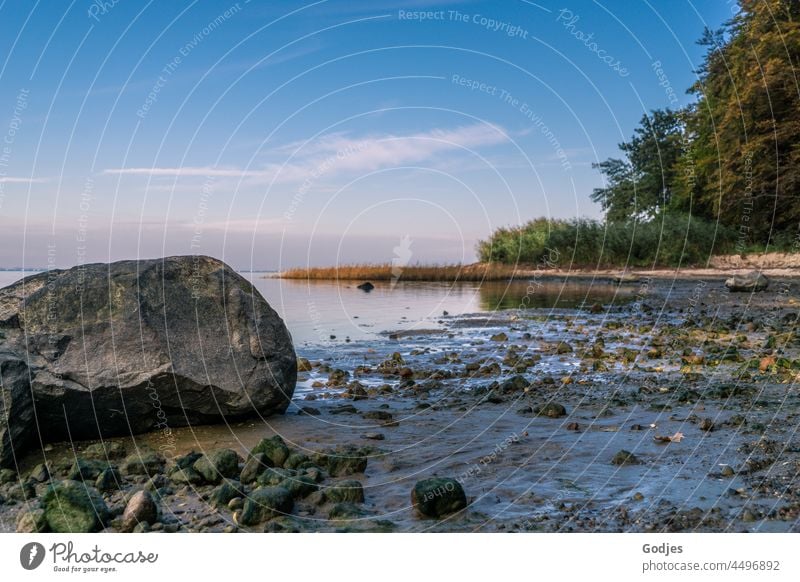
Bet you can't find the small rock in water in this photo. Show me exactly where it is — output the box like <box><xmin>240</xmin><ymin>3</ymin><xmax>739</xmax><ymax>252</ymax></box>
<box><xmin>490</xmin><ymin>332</ymin><xmax>508</xmax><ymax>342</ymax></box>
<box><xmin>411</xmin><ymin>477</ymin><xmax>467</xmax><ymax>518</ymax></box>
<box><xmin>611</xmin><ymin>450</ymin><xmax>640</xmax><ymax>466</ymax></box>
<box><xmin>721</xmin><ymin>465</ymin><xmax>735</xmax><ymax>477</ymax></box>
<box><xmin>362</xmin><ymin>432</ymin><xmax>385</xmax><ymax>440</ymax></box>
<box><xmin>556</xmin><ymin>341</ymin><xmax>573</xmax><ymax>354</ymax></box>
<box><xmin>537</xmin><ymin>402</ymin><xmax>567</xmax><ymax>418</ymax></box>
<box><xmin>357</xmin><ymin>282</ymin><xmax>375</xmax><ymax>292</ymax></box>
<box><xmin>699</xmin><ymin>418</ymin><xmax>715</xmax><ymax>432</ymax></box>
<box><xmin>742</xmin><ymin>509</ymin><xmax>757</xmax><ymax>522</ymax></box>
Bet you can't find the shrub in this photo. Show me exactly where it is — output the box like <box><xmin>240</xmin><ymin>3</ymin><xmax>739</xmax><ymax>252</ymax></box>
<box><xmin>476</xmin><ymin>213</ymin><xmax>736</xmax><ymax>268</ymax></box>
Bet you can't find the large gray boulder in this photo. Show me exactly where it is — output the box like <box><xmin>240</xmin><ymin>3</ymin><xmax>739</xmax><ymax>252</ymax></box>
<box><xmin>0</xmin><ymin>256</ymin><xmax>296</xmax><ymax>468</ymax></box>
<box><xmin>725</xmin><ymin>271</ymin><xmax>769</xmax><ymax>292</ymax></box>
<box><xmin>0</xmin><ymin>350</ymin><xmax>35</xmax><ymax>470</ymax></box>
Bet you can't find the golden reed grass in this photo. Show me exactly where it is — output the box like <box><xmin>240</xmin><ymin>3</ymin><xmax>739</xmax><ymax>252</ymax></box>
<box><xmin>278</xmin><ymin>262</ymin><xmax>522</xmax><ymax>282</ymax></box>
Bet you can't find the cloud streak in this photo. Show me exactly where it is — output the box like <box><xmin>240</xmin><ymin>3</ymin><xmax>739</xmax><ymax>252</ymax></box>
<box><xmin>0</xmin><ymin>177</ymin><xmax>47</xmax><ymax>183</ymax></box>
<box><xmin>102</xmin><ymin>122</ymin><xmax>509</xmax><ymax>185</ymax></box>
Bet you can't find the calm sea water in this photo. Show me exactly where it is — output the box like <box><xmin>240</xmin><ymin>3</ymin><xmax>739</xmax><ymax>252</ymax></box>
<box><xmin>0</xmin><ymin>270</ymin><xmax>631</xmax><ymax>346</ymax></box>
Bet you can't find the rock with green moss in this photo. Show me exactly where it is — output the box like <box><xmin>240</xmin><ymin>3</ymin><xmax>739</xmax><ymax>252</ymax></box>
<box><xmin>192</xmin><ymin>449</ymin><xmax>240</xmax><ymax>484</ymax></box>
<box><xmin>168</xmin><ymin>466</ymin><xmax>204</xmax><ymax>485</ymax></box>
<box><xmin>120</xmin><ymin>452</ymin><xmax>165</xmax><ymax>476</ymax></box>
<box><xmin>536</xmin><ymin>402</ymin><xmax>567</xmax><ymax>418</ymax></box>
<box><xmin>42</xmin><ymin>480</ymin><xmax>110</xmax><ymax>533</ymax></box>
<box><xmin>283</xmin><ymin>452</ymin><xmax>311</xmax><ymax>470</ymax></box>
<box><xmin>328</xmin><ymin>502</ymin><xmax>367</xmax><ymax>520</ymax></box>
<box><xmin>95</xmin><ymin>467</ymin><xmax>122</xmax><ymax>492</ymax></box>
<box><xmin>252</xmin><ymin>436</ymin><xmax>291</xmax><ymax>468</ymax></box>
<box><xmin>174</xmin><ymin>451</ymin><xmax>202</xmax><ymax>469</ymax></box>
<box><xmin>27</xmin><ymin>463</ymin><xmax>51</xmax><ymax>483</ymax></box>
<box><xmin>256</xmin><ymin>467</ymin><xmax>295</xmax><ymax>487</ymax></box>
<box><xmin>210</xmin><ymin>479</ymin><xmax>244</xmax><ymax>509</ymax></box>
<box><xmin>238</xmin><ymin>487</ymin><xmax>293</xmax><ymax>526</ymax></box>
<box><xmin>68</xmin><ymin>458</ymin><xmax>109</xmax><ymax>481</ymax></box>
<box><xmin>302</xmin><ymin>465</ymin><xmax>325</xmax><ymax>483</ymax></box>
<box><xmin>325</xmin><ymin>480</ymin><xmax>365</xmax><ymax>503</ymax></box>
<box><xmin>611</xmin><ymin>450</ymin><xmax>640</xmax><ymax>466</ymax></box>
<box><xmin>411</xmin><ymin>477</ymin><xmax>467</xmax><ymax>518</ymax></box>
<box><xmin>0</xmin><ymin>468</ymin><xmax>17</xmax><ymax>484</ymax></box>
<box><xmin>279</xmin><ymin>475</ymin><xmax>317</xmax><ymax>499</ymax></box>
<box><xmin>240</xmin><ymin>453</ymin><xmax>271</xmax><ymax>483</ymax></box>
<box><xmin>556</xmin><ymin>341</ymin><xmax>573</xmax><ymax>354</ymax></box>
<box><xmin>312</xmin><ymin>445</ymin><xmax>370</xmax><ymax>476</ymax></box>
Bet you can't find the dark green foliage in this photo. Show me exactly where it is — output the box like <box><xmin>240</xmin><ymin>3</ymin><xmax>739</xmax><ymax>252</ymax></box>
<box><xmin>477</xmin><ymin>214</ymin><xmax>735</xmax><ymax>268</ymax></box>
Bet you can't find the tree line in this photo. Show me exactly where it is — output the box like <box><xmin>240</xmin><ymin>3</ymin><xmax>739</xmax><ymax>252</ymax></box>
<box><xmin>479</xmin><ymin>0</ymin><xmax>800</xmax><ymax>267</ymax></box>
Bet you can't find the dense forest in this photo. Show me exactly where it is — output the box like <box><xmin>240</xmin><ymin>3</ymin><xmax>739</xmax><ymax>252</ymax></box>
<box><xmin>479</xmin><ymin>0</ymin><xmax>800</xmax><ymax>267</ymax></box>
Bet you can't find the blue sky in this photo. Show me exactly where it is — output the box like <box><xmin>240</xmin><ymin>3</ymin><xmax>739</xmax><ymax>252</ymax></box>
<box><xmin>0</xmin><ymin>0</ymin><xmax>732</xmax><ymax>269</ymax></box>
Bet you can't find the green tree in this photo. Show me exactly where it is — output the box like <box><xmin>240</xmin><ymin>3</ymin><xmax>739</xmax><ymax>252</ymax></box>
<box><xmin>591</xmin><ymin>109</ymin><xmax>684</xmax><ymax>222</ymax></box>
<box><xmin>677</xmin><ymin>0</ymin><xmax>800</xmax><ymax>244</ymax></box>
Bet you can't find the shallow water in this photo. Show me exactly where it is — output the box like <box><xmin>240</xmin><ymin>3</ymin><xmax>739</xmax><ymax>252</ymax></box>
<box><xmin>0</xmin><ymin>270</ymin><xmax>633</xmax><ymax>346</ymax></box>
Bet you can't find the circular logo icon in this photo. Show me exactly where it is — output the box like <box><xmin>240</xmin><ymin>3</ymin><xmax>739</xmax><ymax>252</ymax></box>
<box><xmin>20</xmin><ymin>542</ymin><xmax>46</xmax><ymax>570</ymax></box>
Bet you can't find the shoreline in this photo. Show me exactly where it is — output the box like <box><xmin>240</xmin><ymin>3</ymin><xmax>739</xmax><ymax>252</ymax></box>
<box><xmin>3</xmin><ymin>276</ymin><xmax>799</xmax><ymax>532</ymax></box>
<box><xmin>275</xmin><ymin>252</ymin><xmax>800</xmax><ymax>282</ymax></box>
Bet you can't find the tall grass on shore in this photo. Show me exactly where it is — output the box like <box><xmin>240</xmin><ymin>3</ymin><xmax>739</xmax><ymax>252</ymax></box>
<box><xmin>278</xmin><ymin>262</ymin><xmax>520</xmax><ymax>282</ymax></box>
<box><xmin>477</xmin><ymin>214</ymin><xmax>738</xmax><ymax>268</ymax></box>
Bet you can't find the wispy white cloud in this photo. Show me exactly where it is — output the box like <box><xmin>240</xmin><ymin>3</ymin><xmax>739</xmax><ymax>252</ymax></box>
<box><xmin>0</xmin><ymin>176</ymin><xmax>47</xmax><ymax>184</ymax></box>
<box><xmin>104</xmin><ymin>166</ymin><xmax>264</xmax><ymax>178</ymax></box>
<box><xmin>103</xmin><ymin>122</ymin><xmax>510</xmax><ymax>185</ymax></box>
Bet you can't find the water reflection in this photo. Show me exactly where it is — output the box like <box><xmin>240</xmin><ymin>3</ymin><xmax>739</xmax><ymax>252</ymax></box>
<box><xmin>477</xmin><ymin>280</ymin><xmax>636</xmax><ymax>311</ymax></box>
